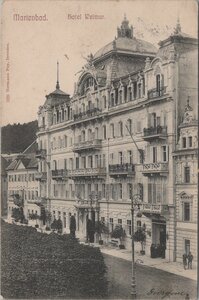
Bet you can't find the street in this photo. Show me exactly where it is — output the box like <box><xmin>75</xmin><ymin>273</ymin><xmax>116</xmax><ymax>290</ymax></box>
<box><xmin>103</xmin><ymin>254</ymin><xmax>197</xmax><ymax>299</ymax></box>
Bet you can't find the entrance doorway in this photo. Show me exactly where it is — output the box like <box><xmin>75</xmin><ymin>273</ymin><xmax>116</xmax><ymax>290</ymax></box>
<box><xmin>151</xmin><ymin>220</ymin><xmax>166</xmax><ymax>258</ymax></box>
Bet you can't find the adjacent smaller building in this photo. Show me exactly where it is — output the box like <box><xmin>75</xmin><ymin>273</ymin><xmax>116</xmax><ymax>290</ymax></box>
<box><xmin>174</xmin><ymin>98</ymin><xmax>198</xmax><ymax>266</ymax></box>
<box><xmin>6</xmin><ymin>141</ymin><xmax>40</xmax><ymax>221</ymax></box>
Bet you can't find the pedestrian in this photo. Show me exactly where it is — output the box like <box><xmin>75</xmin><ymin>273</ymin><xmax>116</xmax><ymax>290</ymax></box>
<box><xmin>182</xmin><ymin>253</ymin><xmax>187</xmax><ymax>270</ymax></box>
<box><xmin>187</xmin><ymin>252</ymin><xmax>193</xmax><ymax>269</ymax></box>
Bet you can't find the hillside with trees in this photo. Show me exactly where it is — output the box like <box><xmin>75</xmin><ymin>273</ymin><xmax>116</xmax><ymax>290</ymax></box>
<box><xmin>1</xmin><ymin>120</ymin><xmax>38</xmax><ymax>153</ymax></box>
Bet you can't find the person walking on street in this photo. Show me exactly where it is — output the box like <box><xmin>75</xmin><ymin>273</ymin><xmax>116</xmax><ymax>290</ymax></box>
<box><xmin>183</xmin><ymin>253</ymin><xmax>187</xmax><ymax>270</ymax></box>
<box><xmin>187</xmin><ymin>252</ymin><xmax>193</xmax><ymax>269</ymax></box>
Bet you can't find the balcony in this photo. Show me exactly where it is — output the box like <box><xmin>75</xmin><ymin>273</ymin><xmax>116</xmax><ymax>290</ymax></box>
<box><xmin>27</xmin><ymin>196</ymin><xmax>47</xmax><ymax>205</ymax></box>
<box><xmin>68</xmin><ymin>167</ymin><xmax>106</xmax><ymax>179</ymax></box>
<box><xmin>73</xmin><ymin>139</ymin><xmax>102</xmax><ymax>153</ymax></box>
<box><xmin>75</xmin><ymin>199</ymin><xmax>99</xmax><ymax>209</ymax></box>
<box><xmin>51</xmin><ymin>169</ymin><xmax>68</xmax><ymax>180</ymax></box>
<box><xmin>109</xmin><ymin>163</ymin><xmax>135</xmax><ymax>177</ymax></box>
<box><xmin>35</xmin><ymin>149</ymin><xmax>47</xmax><ymax>159</ymax></box>
<box><xmin>141</xmin><ymin>203</ymin><xmax>169</xmax><ymax>216</ymax></box>
<box><xmin>35</xmin><ymin>172</ymin><xmax>47</xmax><ymax>181</ymax></box>
<box><xmin>73</xmin><ymin>108</ymin><xmax>102</xmax><ymax>122</ymax></box>
<box><xmin>143</xmin><ymin>126</ymin><xmax>167</xmax><ymax>141</ymax></box>
<box><xmin>142</xmin><ymin>162</ymin><xmax>168</xmax><ymax>176</ymax></box>
<box><xmin>148</xmin><ymin>86</ymin><xmax>167</xmax><ymax>100</ymax></box>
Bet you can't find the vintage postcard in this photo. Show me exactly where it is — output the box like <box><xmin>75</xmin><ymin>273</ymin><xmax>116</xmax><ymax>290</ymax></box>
<box><xmin>1</xmin><ymin>0</ymin><xmax>198</xmax><ymax>299</ymax></box>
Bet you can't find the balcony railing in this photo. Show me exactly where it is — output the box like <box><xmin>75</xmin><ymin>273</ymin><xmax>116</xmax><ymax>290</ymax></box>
<box><xmin>141</xmin><ymin>203</ymin><xmax>169</xmax><ymax>215</ymax></box>
<box><xmin>148</xmin><ymin>86</ymin><xmax>167</xmax><ymax>99</ymax></box>
<box><xmin>68</xmin><ymin>167</ymin><xmax>106</xmax><ymax>178</ymax></box>
<box><xmin>143</xmin><ymin>126</ymin><xmax>167</xmax><ymax>141</ymax></box>
<box><xmin>51</xmin><ymin>169</ymin><xmax>68</xmax><ymax>180</ymax></box>
<box><xmin>35</xmin><ymin>149</ymin><xmax>47</xmax><ymax>159</ymax></box>
<box><xmin>75</xmin><ymin>199</ymin><xmax>99</xmax><ymax>209</ymax></box>
<box><xmin>109</xmin><ymin>163</ymin><xmax>135</xmax><ymax>177</ymax></box>
<box><xmin>27</xmin><ymin>196</ymin><xmax>47</xmax><ymax>205</ymax></box>
<box><xmin>142</xmin><ymin>162</ymin><xmax>168</xmax><ymax>176</ymax></box>
<box><xmin>35</xmin><ymin>172</ymin><xmax>47</xmax><ymax>181</ymax></box>
<box><xmin>73</xmin><ymin>139</ymin><xmax>102</xmax><ymax>152</ymax></box>
<box><xmin>74</xmin><ymin>108</ymin><xmax>102</xmax><ymax>121</ymax></box>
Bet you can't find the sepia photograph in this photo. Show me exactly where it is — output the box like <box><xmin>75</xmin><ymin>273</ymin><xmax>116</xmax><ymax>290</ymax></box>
<box><xmin>1</xmin><ymin>0</ymin><xmax>198</xmax><ymax>299</ymax></box>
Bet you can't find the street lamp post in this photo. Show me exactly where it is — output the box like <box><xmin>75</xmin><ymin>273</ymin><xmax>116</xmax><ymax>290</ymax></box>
<box><xmin>131</xmin><ymin>193</ymin><xmax>142</xmax><ymax>299</ymax></box>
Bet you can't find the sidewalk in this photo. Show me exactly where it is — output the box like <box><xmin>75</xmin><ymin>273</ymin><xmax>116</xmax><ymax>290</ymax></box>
<box><xmin>81</xmin><ymin>242</ymin><xmax>197</xmax><ymax>281</ymax></box>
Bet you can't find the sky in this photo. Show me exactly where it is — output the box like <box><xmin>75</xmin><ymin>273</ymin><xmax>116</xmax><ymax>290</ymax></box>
<box><xmin>1</xmin><ymin>0</ymin><xmax>198</xmax><ymax>125</ymax></box>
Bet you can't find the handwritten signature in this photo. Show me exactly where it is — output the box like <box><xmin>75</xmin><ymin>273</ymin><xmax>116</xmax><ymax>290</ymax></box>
<box><xmin>147</xmin><ymin>288</ymin><xmax>188</xmax><ymax>299</ymax></box>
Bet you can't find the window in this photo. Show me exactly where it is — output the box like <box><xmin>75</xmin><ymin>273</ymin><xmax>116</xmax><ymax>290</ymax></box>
<box><xmin>88</xmin><ymin>184</ymin><xmax>91</xmax><ymax>198</ymax></box>
<box><xmin>184</xmin><ymin>166</ymin><xmax>190</xmax><ymax>183</ymax></box>
<box><xmin>188</xmin><ymin>137</ymin><xmax>192</xmax><ymax>147</ymax></box>
<box><xmin>119</xmin><ymin>90</ymin><xmax>122</xmax><ymax>103</ymax></box>
<box><xmin>64</xmin><ymin>159</ymin><xmax>67</xmax><ymax>170</ymax></box>
<box><xmin>118</xmin><ymin>219</ymin><xmax>122</xmax><ymax>225</ymax></box>
<box><xmin>133</xmin><ymin>82</ymin><xmax>137</xmax><ymax>99</ymax></box>
<box><xmin>95</xmin><ymin>127</ymin><xmax>99</xmax><ymax>139</ymax></box>
<box><xmin>162</xmin><ymin>146</ymin><xmax>167</xmax><ymax>162</ymax></box>
<box><xmin>110</xmin><ymin>153</ymin><xmax>114</xmax><ymax>164</ymax></box>
<box><xmin>103</xmin><ymin>96</ymin><xmax>107</xmax><ymax>109</ymax></box>
<box><xmin>82</xmin><ymin>130</ymin><xmax>85</xmax><ymax>142</ymax></box>
<box><xmin>183</xmin><ymin>202</ymin><xmax>190</xmax><ymax>221</ymax></box>
<box><xmin>82</xmin><ymin>157</ymin><xmax>86</xmax><ymax>168</ymax></box>
<box><xmin>156</xmin><ymin>74</ymin><xmax>161</xmax><ymax>92</ymax></box>
<box><xmin>127</xmin><ymin>183</ymin><xmax>133</xmax><ymax>199</ymax></box>
<box><xmin>109</xmin><ymin>218</ymin><xmax>114</xmax><ymax>232</ymax></box>
<box><xmin>126</xmin><ymin>119</ymin><xmax>132</xmax><ymax>135</ymax></box>
<box><xmin>76</xmin><ymin>157</ymin><xmax>79</xmax><ymax>169</ymax></box>
<box><xmin>138</xmin><ymin>83</ymin><xmax>141</xmax><ymax>98</ymax></box>
<box><xmin>153</xmin><ymin>147</ymin><xmax>157</xmax><ymax>163</ymax></box>
<box><xmin>64</xmin><ymin>135</ymin><xmax>67</xmax><ymax>147</ymax></box>
<box><xmin>119</xmin><ymin>183</ymin><xmax>122</xmax><ymax>199</ymax></box>
<box><xmin>124</xmin><ymin>85</ymin><xmax>127</xmax><ymax>102</ymax></box>
<box><xmin>127</xmin><ymin>220</ymin><xmax>131</xmax><ymax>235</ymax></box>
<box><xmin>185</xmin><ymin>239</ymin><xmax>190</xmax><ymax>255</ymax></box>
<box><xmin>88</xmin><ymin>156</ymin><xmax>93</xmax><ymax>168</ymax></box>
<box><xmin>127</xmin><ymin>150</ymin><xmax>132</xmax><ymax>164</ymax></box>
<box><xmin>101</xmin><ymin>216</ymin><xmax>105</xmax><ymax>222</ymax></box>
<box><xmin>110</xmin><ymin>123</ymin><xmax>115</xmax><ymax>138</ymax></box>
<box><xmin>88</xmin><ymin>129</ymin><xmax>92</xmax><ymax>140</ymax></box>
<box><xmin>138</xmin><ymin>183</ymin><xmax>143</xmax><ymax>200</ymax></box>
<box><xmin>128</xmin><ymin>87</ymin><xmax>132</xmax><ymax>101</ymax></box>
<box><xmin>103</xmin><ymin>125</ymin><xmax>106</xmax><ymax>140</ymax></box>
<box><xmin>119</xmin><ymin>121</ymin><xmax>123</xmax><ymax>136</ymax></box>
<box><xmin>111</xmin><ymin>93</ymin><xmax>114</xmax><ymax>107</ymax></box>
<box><xmin>102</xmin><ymin>184</ymin><xmax>106</xmax><ymax>198</ymax></box>
<box><xmin>119</xmin><ymin>152</ymin><xmax>123</xmax><ymax>164</ymax></box>
<box><xmin>137</xmin><ymin>220</ymin><xmax>142</xmax><ymax>230</ymax></box>
<box><xmin>182</xmin><ymin>137</ymin><xmax>186</xmax><ymax>148</ymax></box>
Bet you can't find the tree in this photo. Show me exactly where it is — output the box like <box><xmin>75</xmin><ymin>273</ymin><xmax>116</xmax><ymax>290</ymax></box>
<box><xmin>95</xmin><ymin>220</ymin><xmax>109</xmax><ymax>242</ymax></box>
<box><xmin>51</xmin><ymin>219</ymin><xmax>63</xmax><ymax>233</ymax></box>
<box><xmin>134</xmin><ymin>225</ymin><xmax>146</xmax><ymax>254</ymax></box>
<box><xmin>111</xmin><ymin>225</ymin><xmax>126</xmax><ymax>248</ymax></box>
<box><xmin>11</xmin><ymin>207</ymin><xmax>24</xmax><ymax>223</ymax></box>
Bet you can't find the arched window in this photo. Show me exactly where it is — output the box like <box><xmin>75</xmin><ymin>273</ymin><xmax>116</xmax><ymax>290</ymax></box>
<box><xmin>110</xmin><ymin>123</ymin><xmax>115</xmax><ymax>138</ymax></box>
<box><xmin>64</xmin><ymin>135</ymin><xmax>67</xmax><ymax>147</ymax></box>
<box><xmin>156</xmin><ymin>74</ymin><xmax>161</xmax><ymax>92</ymax></box>
<box><xmin>128</xmin><ymin>87</ymin><xmax>132</xmax><ymax>101</ymax></box>
<box><xmin>53</xmin><ymin>113</ymin><xmax>56</xmax><ymax>124</ymax></box>
<box><xmin>95</xmin><ymin>127</ymin><xmax>99</xmax><ymax>139</ymax></box>
<box><xmin>81</xmin><ymin>130</ymin><xmax>85</xmax><ymax>142</ymax></box>
<box><xmin>88</xmin><ymin>129</ymin><xmax>92</xmax><ymax>140</ymax></box>
<box><xmin>103</xmin><ymin>125</ymin><xmax>107</xmax><ymax>140</ymax></box>
<box><xmin>119</xmin><ymin>121</ymin><xmax>123</xmax><ymax>137</ymax></box>
<box><xmin>103</xmin><ymin>96</ymin><xmax>107</xmax><ymax>109</ymax></box>
<box><xmin>111</xmin><ymin>93</ymin><xmax>114</xmax><ymax>107</ymax></box>
<box><xmin>119</xmin><ymin>90</ymin><xmax>122</xmax><ymax>104</ymax></box>
<box><xmin>126</xmin><ymin>119</ymin><xmax>132</xmax><ymax>135</ymax></box>
<box><xmin>96</xmin><ymin>98</ymin><xmax>99</xmax><ymax>109</ymax></box>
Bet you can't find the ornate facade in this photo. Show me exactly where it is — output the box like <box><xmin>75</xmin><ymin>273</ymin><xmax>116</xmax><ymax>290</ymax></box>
<box><xmin>34</xmin><ymin>17</ymin><xmax>197</xmax><ymax>262</ymax></box>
